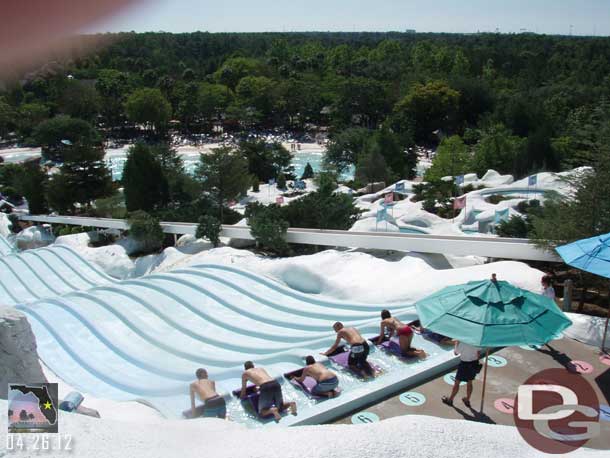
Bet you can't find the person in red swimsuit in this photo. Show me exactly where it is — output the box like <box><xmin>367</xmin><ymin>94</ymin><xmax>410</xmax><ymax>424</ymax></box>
<box><xmin>377</xmin><ymin>310</ymin><xmax>426</xmax><ymax>358</ymax></box>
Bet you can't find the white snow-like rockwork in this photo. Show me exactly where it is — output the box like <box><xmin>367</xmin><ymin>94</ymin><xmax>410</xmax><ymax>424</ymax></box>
<box><xmin>0</xmin><ymin>399</ymin><xmax>604</xmax><ymax>458</ymax></box>
<box><xmin>0</xmin><ymin>306</ymin><xmax>46</xmax><ymax>398</ymax></box>
<box><xmin>14</xmin><ymin>225</ymin><xmax>55</xmax><ymax>250</ymax></box>
<box><xmin>0</xmin><ymin>212</ymin><xmax>12</xmax><ymax>237</ymax></box>
<box><xmin>353</xmin><ymin>168</ymin><xmax>583</xmax><ymax>236</ymax></box>
<box><xmin>134</xmin><ymin>246</ymin><xmax>540</xmax><ymax>304</ymax></box>
<box><xmin>54</xmin><ymin>232</ymin><xmax>135</xmax><ymax>279</ymax></box>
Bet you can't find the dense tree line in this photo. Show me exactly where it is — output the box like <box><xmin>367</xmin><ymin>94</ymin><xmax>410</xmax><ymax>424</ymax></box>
<box><xmin>0</xmin><ymin>32</ymin><xmax>608</xmax><ymax>172</ymax></box>
<box><xmin>2</xmin><ymin>31</ymin><xmax>610</xmax><ymax>248</ymax></box>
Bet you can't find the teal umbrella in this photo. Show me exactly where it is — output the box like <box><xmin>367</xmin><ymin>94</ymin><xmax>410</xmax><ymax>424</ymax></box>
<box><xmin>556</xmin><ymin>233</ymin><xmax>610</xmax><ymax>353</ymax></box>
<box><xmin>415</xmin><ymin>275</ymin><xmax>572</xmax><ymax>410</ymax></box>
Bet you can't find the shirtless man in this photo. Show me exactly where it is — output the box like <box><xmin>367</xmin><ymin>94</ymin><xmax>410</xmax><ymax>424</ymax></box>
<box><xmin>376</xmin><ymin>310</ymin><xmax>427</xmax><ymax>358</ymax></box>
<box><xmin>321</xmin><ymin>322</ymin><xmax>375</xmax><ymax>378</ymax></box>
<box><xmin>189</xmin><ymin>368</ymin><xmax>227</xmax><ymax>419</ymax></box>
<box><xmin>294</xmin><ymin>355</ymin><xmax>339</xmax><ymax>398</ymax></box>
<box><xmin>240</xmin><ymin>361</ymin><xmax>297</xmax><ymax>421</ymax></box>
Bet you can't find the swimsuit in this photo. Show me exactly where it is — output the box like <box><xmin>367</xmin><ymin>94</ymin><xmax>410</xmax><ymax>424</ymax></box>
<box><xmin>397</xmin><ymin>325</ymin><xmax>413</xmax><ymax>337</ymax></box>
<box><xmin>348</xmin><ymin>341</ymin><xmax>371</xmax><ymax>369</ymax></box>
<box><xmin>311</xmin><ymin>376</ymin><xmax>339</xmax><ymax>395</ymax></box>
<box><xmin>258</xmin><ymin>380</ymin><xmax>284</xmax><ymax>414</ymax></box>
<box><xmin>203</xmin><ymin>395</ymin><xmax>226</xmax><ymax>418</ymax></box>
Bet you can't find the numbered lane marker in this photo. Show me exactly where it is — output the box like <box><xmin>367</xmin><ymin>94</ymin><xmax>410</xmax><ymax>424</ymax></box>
<box><xmin>351</xmin><ymin>411</ymin><xmax>380</xmax><ymax>424</ymax></box>
<box><xmin>487</xmin><ymin>355</ymin><xmax>508</xmax><ymax>368</ymax></box>
<box><xmin>494</xmin><ymin>398</ymin><xmax>515</xmax><ymax>414</ymax></box>
<box><xmin>600</xmin><ymin>354</ymin><xmax>610</xmax><ymax>367</ymax></box>
<box><xmin>399</xmin><ymin>391</ymin><xmax>426</xmax><ymax>407</ymax></box>
<box><xmin>519</xmin><ymin>344</ymin><xmax>540</xmax><ymax>351</ymax></box>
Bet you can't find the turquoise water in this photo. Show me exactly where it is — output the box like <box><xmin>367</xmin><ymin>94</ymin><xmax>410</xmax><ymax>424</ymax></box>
<box><xmin>106</xmin><ymin>149</ymin><xmax>355</xmax><ymax>182</ymax></box>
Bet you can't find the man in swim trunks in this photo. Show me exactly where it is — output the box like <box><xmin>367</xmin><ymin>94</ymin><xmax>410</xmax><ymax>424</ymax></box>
<box><xmin>189</xmin><ymin>368</ymin><xmax>227</xmax><ymax>419</ymax></box>
<box><xmin>294</xmin><ymin>355</ymin><xmax>339</xmax><ymax>398</ymax></box>
<box><xmin>240</xmin><ymin>361</ymin><xmax>297</xmax><ymax>421</ymax></box>
<box><xmin>376</xmin><ymin>310</ymin><xmax>427</xmax><ymax>358</ymax></box>
<box><xmin>321</xmin><ymin>322</ymin><xmax>375</xmax><ymax>378</ymax></box>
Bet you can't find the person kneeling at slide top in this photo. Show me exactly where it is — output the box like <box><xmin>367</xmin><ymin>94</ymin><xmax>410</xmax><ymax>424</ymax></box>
<box><xmin>241</xmin><ymin>361</ymin><xmax>297</xmax><ymax>422</ymax></box>
<box><xmin>294</xmin><ymin>355</ymin><xmax>340</xmax><ymax>398</ymax></box>
<box><xmin>376</xmin><ymin>310</ymin><xmax>427</xmax><ymax>358</ymax></box>
<box><xmin>322</xmin><ymin>322</ymin><xmax>375</xmax><ymax>378</ymax></box>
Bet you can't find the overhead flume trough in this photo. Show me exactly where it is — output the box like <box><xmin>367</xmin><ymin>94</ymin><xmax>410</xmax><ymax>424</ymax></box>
<box><xmin>19</xmin><ymin>214</ymin><xmax>560</xmax><ymax>262</ymax></box>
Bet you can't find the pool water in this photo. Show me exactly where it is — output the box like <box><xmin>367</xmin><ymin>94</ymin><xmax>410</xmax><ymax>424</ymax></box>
<box><xmin>105</xmin><ymin>149</ymin><xmax>355</xmax><ymax>182</ymax></box>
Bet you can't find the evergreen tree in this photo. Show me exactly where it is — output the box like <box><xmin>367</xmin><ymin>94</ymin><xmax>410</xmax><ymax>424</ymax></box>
<box><xmin>301</xmin><ymin>162</ymin><xmax>314</xmax><ymax>180</ymax></box>
<box><xmin>123</xmin><ymin>143</ymin><xmax>169</xmax><ymax>212</ymax></box>
<box><xmin>196</xmin><ymin>215</ymin><xmax>222</xmax><ymax>247</ymax></box>
<box><xmin>124</xmin><ymin>88</ymin><xmax>172</xmax><ymax>133</ymax></box>
<box><xmin>195</xmin><ymin>146</ymin><xmax>252</xmax><ymax>221</ymax></box>
<box><xmin>425</xmin><ymin>135</ymin><xmax>471</xmax><ymax>181</ymax></box>
<box><xmin>238</xmin><ymin>140</ymin><xmax>293</xmax><ymax>182</ymax></box>
<box><xmin>472</xmin><ymin>124</ymin><xmax>526</xmax><ymax>177</ymax></box>
<box><xmin>128</xmin><ymin>210</ymin><xmax>164</xmax><ymax>254</ymax></box>
<box><xmin>355</xmin><ymin>146</ymin><xmax>392</xmax><ymax>185</ymax></box>
<box><xmin>248</xmin><ymin>204</ymin><xmax>290</xmax><ymax>255</ymax></box>
<box><xmin>46</xmin><ymin>143</ymin><xmax>112</xmax><ymax>213</ymax></box>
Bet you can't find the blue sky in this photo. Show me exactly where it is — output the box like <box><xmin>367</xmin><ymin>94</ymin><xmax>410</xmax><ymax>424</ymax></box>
<box><xmin>88</xmin><ymin>0</ymin><xmax>610</xmax><ymax>36</ymax></box>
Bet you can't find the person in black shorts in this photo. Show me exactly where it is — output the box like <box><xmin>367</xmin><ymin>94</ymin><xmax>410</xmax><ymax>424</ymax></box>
<box><xmin>442</xmin><ymin>341</ymin><xmax>481</xmax><ymax>408</ymax></box>
<box><xmin>322</xmin><ymin>322</ymin><xmax>375</xmax><ymax>378</ymax></box>
<box><xmin>240</xmin><ymin>361</ymin><xmax>296</xmax><ymax>421</ymax></box>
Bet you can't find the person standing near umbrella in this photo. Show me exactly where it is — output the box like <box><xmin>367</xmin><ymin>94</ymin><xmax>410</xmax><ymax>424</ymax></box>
<box><xmin>442</xmin><ymin>340</ymin><xmax>480</xmax><ymax>408</ymax></box>
<box><xmin>541</xmin><ymin>275</ymin><xmax>556</xmax><ymax>300</ymax></box>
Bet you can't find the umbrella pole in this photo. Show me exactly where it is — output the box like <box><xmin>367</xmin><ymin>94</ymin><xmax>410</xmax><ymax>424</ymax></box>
<box><xmin>602</xmin><ymin>311</ymin><xmax>609</xmax><ymax>354</ymax></box>
<box><xmin>480</xmin><ymin>348</ymin><xmax>490</xmax><ymax>412</ymax></box>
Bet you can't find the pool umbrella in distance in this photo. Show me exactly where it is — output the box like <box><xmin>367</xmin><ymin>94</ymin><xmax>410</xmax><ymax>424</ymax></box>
<box><xmin>415</xmin><ymin>274</ymin><xmax>572</xmax><ymax>412</ymax></box>
<box><xmin>556</xmin><ymin>232</ymin><xmax>610</xmax><ymax>353</ymax></box>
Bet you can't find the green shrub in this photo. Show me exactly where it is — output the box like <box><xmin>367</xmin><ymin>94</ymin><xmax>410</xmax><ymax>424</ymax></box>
<box><xmin>496</xmin><ymin>215</ymin><xmax>531</xmax><ymax>238</ymax></box>
<box><xmin>487</xmin><ymin>194</ymin><xmax>510</xmax><ymax>204</ymax></box>
<box><xmin>248</xmin><ymin>204</ymin><xmax>290</xmax><ymax>255</ymax></box>
<box><xmin>128</xmin><ymin>210</ymin><xmax>164</xmax><ymax>253</ymax></box>
<box><xmin>277</xmin><ymin>173</ymin><xmax>287</xmax><ymax>190</ymax></box>
<box><xmin>196</xmin><ymin>215</ymin><xmax>222</xmax><ymax>247</ymax></box>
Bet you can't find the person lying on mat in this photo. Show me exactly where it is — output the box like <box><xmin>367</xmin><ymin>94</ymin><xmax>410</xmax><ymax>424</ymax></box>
<box><xmin>189</xmin><ymin>368</ymin><xmax>227</xmax><ymax>419</ymax></box>
<box><xmin>321</xmin><ymin>322</ymin><xmax>375</xmax><ymax>378</ymax></box>
<box><xmin>410</xmin><ymin>319</ymin><xmax>454</xmax><ymax>346</ymax></box>
<box><xmin>294</xmin><ymin>356</ymin><xmax>340</xmax><ymax>398</ymax></box>
<box><xmin>376</xmin><ymin>310</ymin><xmax>427</xmax><ymax>358</ymax></box>
<box><xmin>240</xmin><ymin>361</ymin><xmax>297</xmax><ymax>421</ymax></box>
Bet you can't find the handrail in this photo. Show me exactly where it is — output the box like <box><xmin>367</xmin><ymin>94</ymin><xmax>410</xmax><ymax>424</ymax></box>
<box><xmin>19</xmin><ymin>214</ymin><xmax>560</xmax><ymax>262</ymax></box>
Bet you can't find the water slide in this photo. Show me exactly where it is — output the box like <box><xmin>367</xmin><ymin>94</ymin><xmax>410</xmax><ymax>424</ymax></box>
<box><xmin>0</xmin><ymin>244</ymin><xmax>114</xmax><ymax>306</ymax></box>
<box><xmin>16</xmin><ymin>262</ymin><xmax>448</xmax><ymax>424</ymax></box>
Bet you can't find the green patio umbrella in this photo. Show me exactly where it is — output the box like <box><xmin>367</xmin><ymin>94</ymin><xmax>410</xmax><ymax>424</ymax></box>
<box><xmin>415</xmin><ymin>274</ymin><xmax>572</xmax><ymax>411</ymax></box>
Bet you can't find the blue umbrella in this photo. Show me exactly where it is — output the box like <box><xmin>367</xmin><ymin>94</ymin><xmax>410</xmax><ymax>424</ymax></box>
<box><xmin>556</xmin><ymin>232</ymin><xmax>610</xmax><ymax>352</ymax></box>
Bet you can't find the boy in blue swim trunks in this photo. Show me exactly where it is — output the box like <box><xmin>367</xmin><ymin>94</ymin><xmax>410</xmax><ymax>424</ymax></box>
<box><xmin>294</xmin><ymin>356</ymin><xmax>339</xmax><ymax>398</ymax></box>
<box><xmin>189</xmin><ymin>368</ymin><xmax>227</xmax><ymax>419</ymax></box>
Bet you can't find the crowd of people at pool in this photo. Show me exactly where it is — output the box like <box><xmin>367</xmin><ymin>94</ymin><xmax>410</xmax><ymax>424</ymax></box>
<box><xmin>187</xmin><ymin>309</ymin><xmax>463</xmax><ymax>422</ymax></box>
